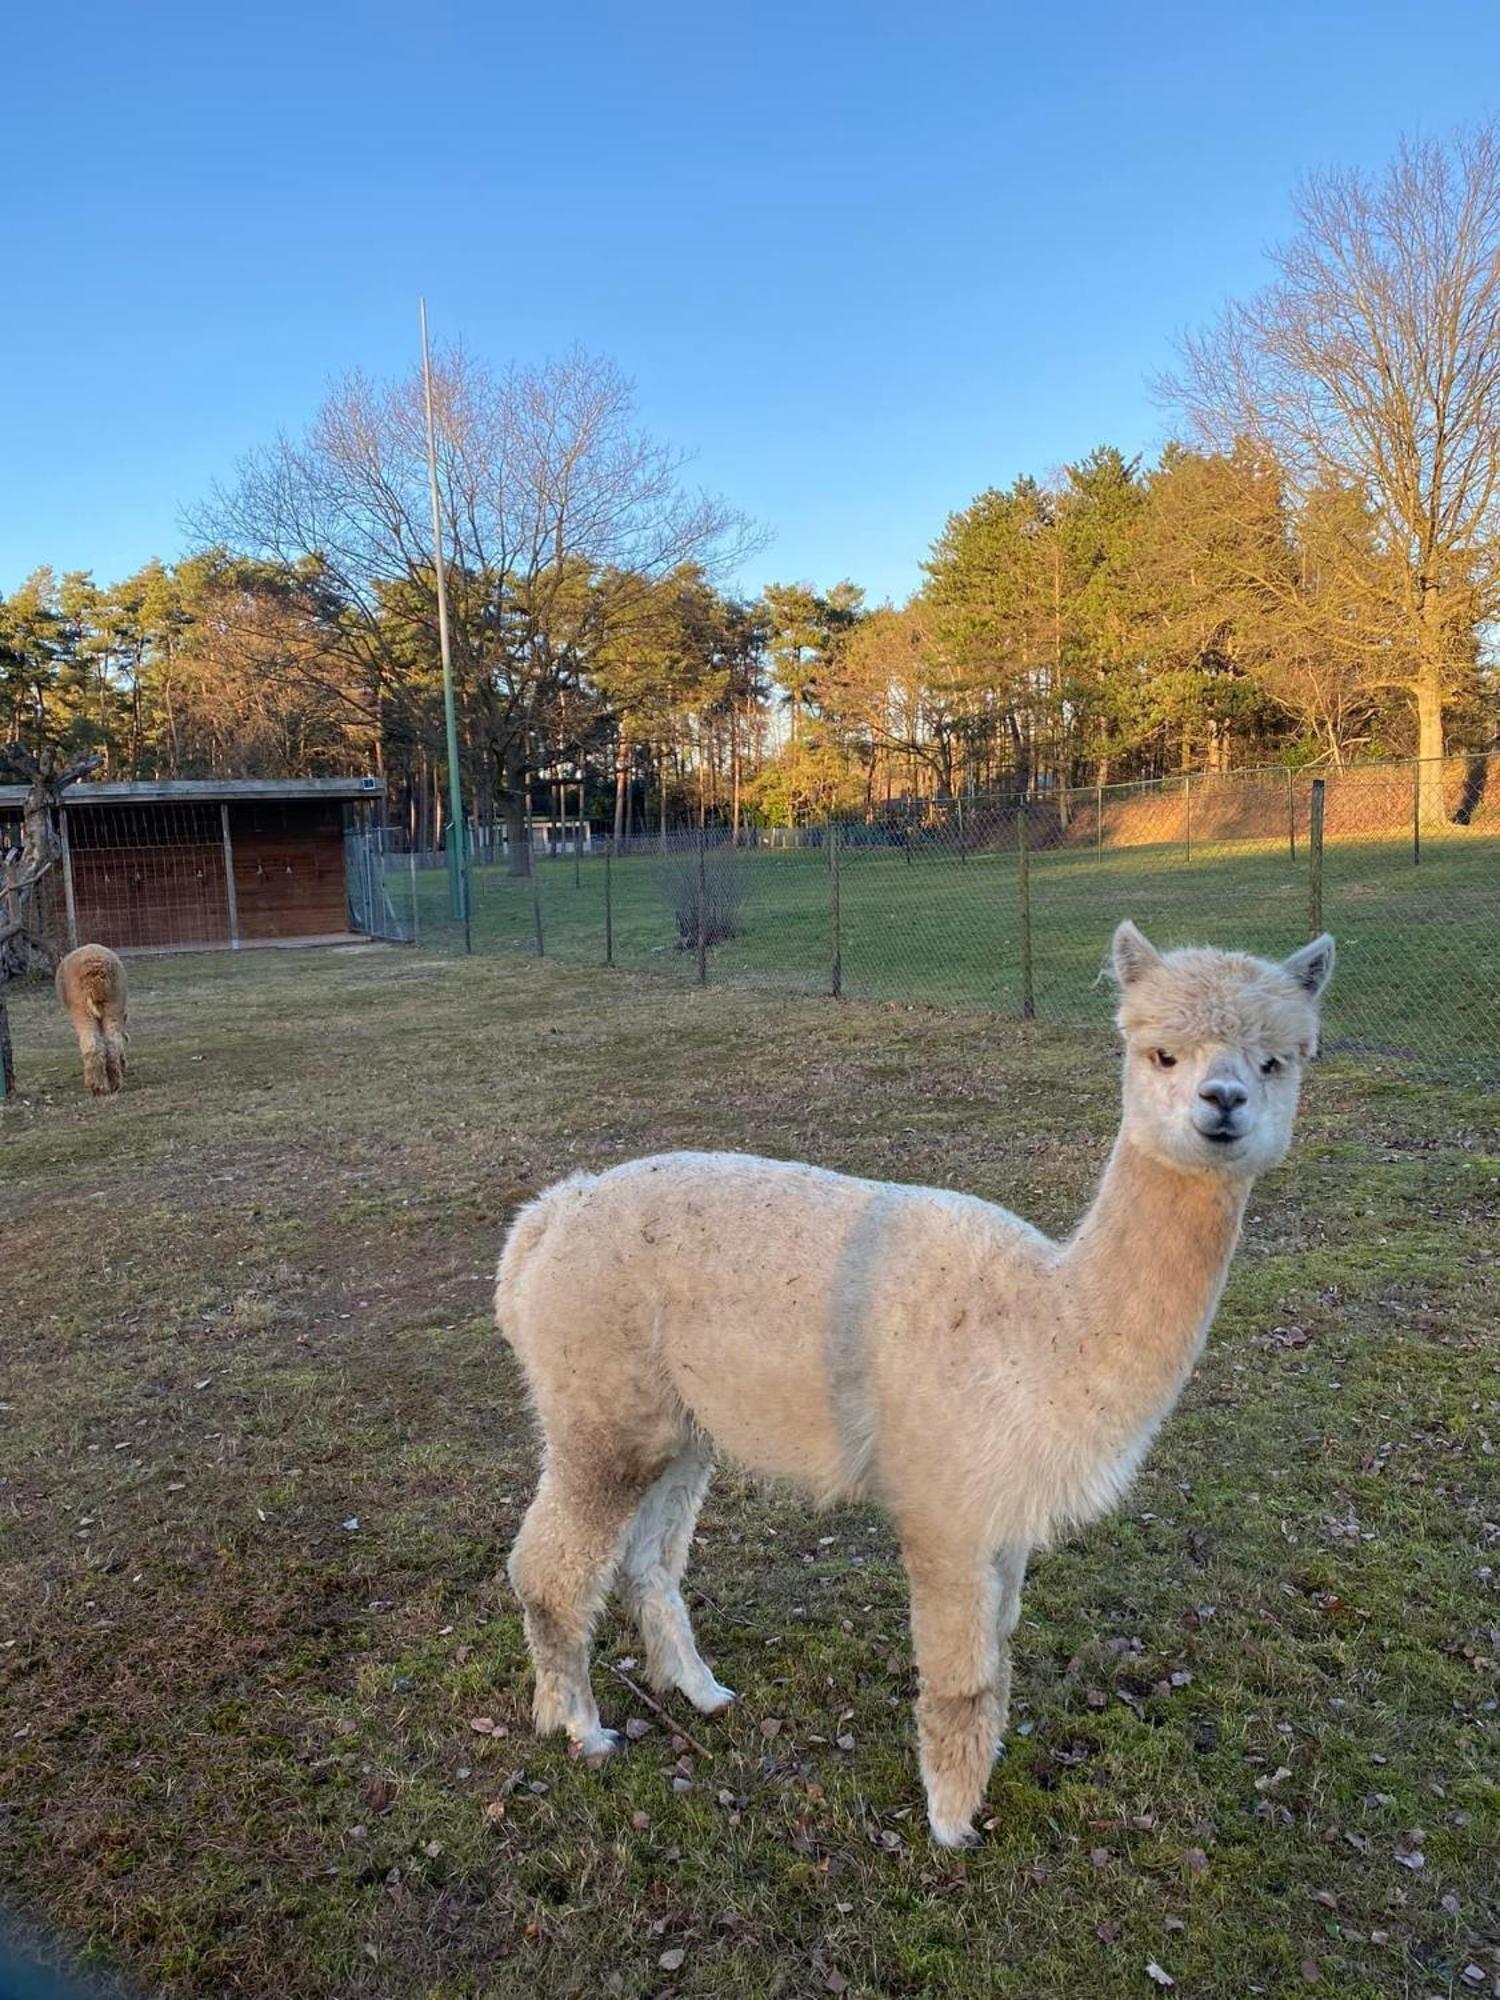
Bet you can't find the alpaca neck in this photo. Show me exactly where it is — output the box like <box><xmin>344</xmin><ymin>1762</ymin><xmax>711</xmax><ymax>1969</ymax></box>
<box><xmin>1054</xmin><ymin>1134</ymin><xmax>1249</xmax><ymax>1446</ymax></box>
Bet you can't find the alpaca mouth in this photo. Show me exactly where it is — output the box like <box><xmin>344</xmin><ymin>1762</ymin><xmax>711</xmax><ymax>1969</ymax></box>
<box><xmin>1200</xmin><ymin>1127</ymin><xmax>1243</xmax><ymax>1146</ymax></box>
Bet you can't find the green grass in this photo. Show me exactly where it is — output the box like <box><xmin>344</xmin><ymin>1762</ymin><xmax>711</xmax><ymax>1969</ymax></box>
<box><xmin>389</xmin><ymin>828</ymin><xmax>1500</xmax><ymax>1078</ymax></box>
<box><xmin>2</xmin><ymin>947</ymin><xmax>1497</xmax><ymax>1998</ymax></box>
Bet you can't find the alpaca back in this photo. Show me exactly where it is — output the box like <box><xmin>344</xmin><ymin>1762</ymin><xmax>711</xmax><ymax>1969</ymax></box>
<box><xmin>496</xmin><ymin>1151</ymin><xmax>1058</xmax><ymax>1519</ymax></box>
<box><xmin>56</xmin><ymin>944</ymin><xmax>128</xmax><ymax>1094</ymax></box>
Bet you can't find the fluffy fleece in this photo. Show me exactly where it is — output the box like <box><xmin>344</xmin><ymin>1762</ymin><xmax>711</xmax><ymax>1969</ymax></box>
<box><xmin>497</xmin><ymin>920</ymin><xmax>1334</xmax><ymax>1846</ymax></box>
<box><xmin>55</xmin><ymin>944</ymin><xmax>129</xmax><ymax>1096</ymax></box>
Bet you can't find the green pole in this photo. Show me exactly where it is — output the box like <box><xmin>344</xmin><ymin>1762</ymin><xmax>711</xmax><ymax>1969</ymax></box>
<box><xmin>420</xmin><ymin>299</ymin><xmax>471</xmax><ymax>954</ymax></box>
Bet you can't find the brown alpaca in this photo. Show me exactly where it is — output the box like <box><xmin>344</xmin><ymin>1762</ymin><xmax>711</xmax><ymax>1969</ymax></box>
<box><xmin>55</xmin><ymin>944</ymin><xmax>129</xmax><ymax>1096</ymax></box>
<box><xmin>497</xmin><ymin>922</ymin><xmax>1334</xmax><ymax>1846</ymax></box>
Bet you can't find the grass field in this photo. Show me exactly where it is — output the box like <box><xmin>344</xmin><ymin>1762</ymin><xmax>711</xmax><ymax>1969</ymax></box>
<box><xmin>388</xmin><ymin>829</ymin><xmax>1500</xmax><ymax>1078</ymax></box>
<box><xmin>2</xmin><ymin>947</ymin><xmax>1498</xmax><ymax>1999</ymax></box>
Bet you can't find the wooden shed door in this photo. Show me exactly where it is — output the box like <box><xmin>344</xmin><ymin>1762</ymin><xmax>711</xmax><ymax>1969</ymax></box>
<box><xmin>229</xmin><ymin>802</ymin><xmax>348</xmax><ymax>939</ymax></box>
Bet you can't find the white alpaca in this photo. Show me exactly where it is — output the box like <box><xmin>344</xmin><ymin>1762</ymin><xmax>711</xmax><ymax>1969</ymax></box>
<box><xmin>497</xmin><ymin>921</ymin><xmax>1334</xmax><ymax>1846</ymax></box>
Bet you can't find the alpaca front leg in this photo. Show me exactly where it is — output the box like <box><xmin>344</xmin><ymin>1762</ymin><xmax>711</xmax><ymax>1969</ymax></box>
<box><xmin>993</xmin><ymin>1542</ymin><xmax>1028</xmax><ymax>1740</ymax></box>
<box><xmin>904</xmin><ymin>1543</ymin><xmax>1003</xmax><ymax>1849</ymax></box>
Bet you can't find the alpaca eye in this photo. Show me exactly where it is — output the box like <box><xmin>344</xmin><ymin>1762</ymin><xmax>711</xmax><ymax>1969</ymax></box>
<box><xmin>1151</xmin><ymin>1049</ymin><xmax>1177</xmax><ymax>1069</ymax></box>
<box><xmin>1261</xmin><ymin>1056</ymin><xmax>1282</xmax><ymax>1076</ymax></box>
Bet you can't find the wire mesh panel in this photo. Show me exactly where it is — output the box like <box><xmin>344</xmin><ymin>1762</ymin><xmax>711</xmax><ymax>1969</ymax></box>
<box><xmin>836</xmin><ymin>815</ymin><xmax>1020</xmax><ymax>1010</ymax></box>
<box><xmin>390</xmin><ymin>753</ymin><xmax>1500</xmax><ymax>1083</ymax></box>
<box><xmin>346</xmin><ymin>825</ymin><xmax>414</xmax><ymax>942</ymax></box>
<box><xmin>65</xmin><ymin>802</ymin><xmax>230</xmax><ymax>950</ymax></box>
<box><xmin>1315</xmin><ymin>759</ymin><xmax>1500</xmax><ymax>1072</ymax></box>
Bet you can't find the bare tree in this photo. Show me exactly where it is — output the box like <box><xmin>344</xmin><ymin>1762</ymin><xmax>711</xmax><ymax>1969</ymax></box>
<box><xmin>1169</xmin><ymin>124</ymin><xmax>1500</xmax><ymax>821</ymax></box>
<box><xmin>199</xmin><ymin>347</ymin><xmax>756</xmax><ymax>866</ymax></box>
<box><xmin>0</xmin><ymin>744</ymin><xmax>99</xmax><ymax>1097</ymax></box>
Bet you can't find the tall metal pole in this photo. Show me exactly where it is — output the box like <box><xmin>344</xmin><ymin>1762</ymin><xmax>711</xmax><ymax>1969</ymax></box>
<box><xmin>420</xmin><ymin>299</ymin><xmax>471</xmax><ymax>954</ymax></box>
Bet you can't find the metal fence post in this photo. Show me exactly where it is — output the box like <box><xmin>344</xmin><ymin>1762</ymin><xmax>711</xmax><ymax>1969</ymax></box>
<box><xmin>1017</xmin><ymin>802</ymin><xmax>1035</xmax><ymax>1020</ymax></box>
<box><xmin>219</xmin><ymin>803</ymin><xmax>241</xmax><ymax>949</ymax></box>
<box><xmin>604</xmin><ymin>838</ymin><xmax>614</xmax><ymax>966</ymax></box>
<box><xmin>829</xmin><ymin>822</ymin><xmax>842</xmax><ymax>998</ymax></box>
<box><xmin>1308</xmin><ymin>778</ymin><xmax>1325</xmax><ymax>935</ymax></box>
<box><xmin>695</xmin><ymin>828</ymin><xmax>708</xmax><ymax>987</ymax></box>
<box><xmin>409</xmin><ymin>846</ymin><xmax>419</xmax><ymax>946</ymax></box>
<box><xmin>1183</xmin><ymin>773</ymin><xmax>1192</xmax><ymax>863</ymax></box>
<box><xmin>530</xmin><ymin>822</ymin><xmax>545</xmax><ymax>957</ymax></box>
<box><xmin>1412</xmin><ymin>758</ymin><xmax>1421</xmax><ymax>866</ymax></box>
<box><xmin>1096</xmin><ymin>783</ymin><xmax>1103</xmax><ymax>860</ymax></box>
<box><xmin>1287</xmin><ymin>767</ymin><xmax>1296</xmax><ymax>861</ymax></box>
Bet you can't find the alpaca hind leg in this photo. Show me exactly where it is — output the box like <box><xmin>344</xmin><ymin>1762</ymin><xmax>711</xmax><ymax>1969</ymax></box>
<box><xmin>79</xmin><ymin>1026</ymin><xmax>111</xmax><ymax>1097</ymax></box>
<box><xmin>105</xmin><ymin>1024</ymin><xmax>127</xmax><ymax>1092</ymax></box>
<box><xmin>617</xmin><ymin>1439</ymin><xmax>733</xmax><ymax>1714</ymax></box>
<box><xmin>507</xmin><ymin>1457</ymin><xmax>652</xmax><ymax>1758</ymax></box>
<box><xmin>904</xmin><ymin>1541</ymin><xmax>1004</xmax><ymax>1849</ymax></box>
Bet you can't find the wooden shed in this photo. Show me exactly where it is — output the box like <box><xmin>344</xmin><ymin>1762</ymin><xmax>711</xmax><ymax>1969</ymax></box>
<box><xmin>0</xmin><ymin>777</ymin><xmax>386</xmax><ymax>953</ymax></box>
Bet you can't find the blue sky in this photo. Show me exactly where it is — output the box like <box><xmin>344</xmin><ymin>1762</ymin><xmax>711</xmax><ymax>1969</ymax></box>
<box><xmin>4</xmin><ymin>0</ymin><xmax>1498</xmax><ymax>606</ymax></box>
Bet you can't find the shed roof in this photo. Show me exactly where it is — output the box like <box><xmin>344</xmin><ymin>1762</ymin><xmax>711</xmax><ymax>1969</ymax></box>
<box><xmin>0</xmin><ymin>776</ymin><xmax>384</xmax><ymax>809</ymax></box>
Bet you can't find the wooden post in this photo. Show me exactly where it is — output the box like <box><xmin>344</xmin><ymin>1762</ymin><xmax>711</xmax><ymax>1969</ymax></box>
<box><xmin>1017</xmin><ymin>802</ymin><xmax>1034</xmax><ymax>1020</ymax></box>
<box><xmin>1096</xmin><ymin>783</ymin><xmax>1103</xmax><ymax>860</ymax></box>
<box><xmin>58</xmin><ymin>806</ymin><xmax>79</xmax><ymax>949</ymax></box>
<box><xmin>408</xmin><ymin>846</ymin><xmax>419</xmax><ymax>946</ymax></box>
<box><xmin>695</xmin><ymin>829</ymin><xmax>708</xmax><ymax>987</ymax></box>
<box><xmin>1183</xmin><ymin>773</ymin><xmax>1192</xmax><ymax>863</ymax></box>
<box><xmin>220</xmin><ymin>803</ymin><xmax>240</xmax><ymax>949</ymax></box>
<box><xmin>0</xmin><ymin>990</ymin><xmax>13</xmax><ymax>1099</ymax></box>
<box><xmin>1308</xmin><ymin>778</ymin><xmax>1325</xmax><ymax>935</ymax></box>
<box><xmin>829</xmin><ymin>823</ymin><xmax>842</xmax><ymax>998</ymax></box>
<box><xmin>1287</xmin><ymin>767</ymin><xmax>1296</xmax><ymax>861</ymax></box>
<box><xmin>604</xmin><ymin>838</ymin><xmax>614</xmax><ymax>966</ymax></box>
<box><xmin>574</xmin><ymin>780</ymin><xmax>583</xmax><ymax>889</ymax></box>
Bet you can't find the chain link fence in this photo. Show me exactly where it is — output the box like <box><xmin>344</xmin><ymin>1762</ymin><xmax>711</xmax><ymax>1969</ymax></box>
<box><xmin>359</xmin><ymin>754</ymin><xmax>1500</xmax><ymax>1082</ymax></box>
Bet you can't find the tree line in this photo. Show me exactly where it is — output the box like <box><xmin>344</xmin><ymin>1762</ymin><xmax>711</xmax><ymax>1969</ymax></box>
<box><xmin>4</xmin><ymin>126</ymin><xmax>1497</xmax><ymax>842</ymax></box>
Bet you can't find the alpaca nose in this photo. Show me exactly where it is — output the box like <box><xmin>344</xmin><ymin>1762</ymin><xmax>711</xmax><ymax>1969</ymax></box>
<box><xmin>1198</xmin><ymin>1078</ymin><xmax>1248</xmax><ymax>1116</ymax></box>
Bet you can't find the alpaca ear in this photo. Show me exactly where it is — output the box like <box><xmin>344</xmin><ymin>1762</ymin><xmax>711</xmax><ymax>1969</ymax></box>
<box><xmin>1283</xmin><ymin>932</ymin><xmax>1335</xmax><ymax>1000</ymax></box>
<box><xmin>1111</xmin><ymin>919</ymin><xmax>1161</xmax><ymax>987</ymax></box>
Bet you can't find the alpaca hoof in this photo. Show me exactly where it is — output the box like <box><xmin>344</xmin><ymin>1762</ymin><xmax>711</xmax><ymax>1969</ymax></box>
<box><xmin>575</xmin><ymin>1727</ymin><xmax>626</xmax><ymax>1765</ymax></box>
<box><xmin>929</xmin><ymin>1814</ymin><xmax>980</xmax><ymax>1850</ymax></box>
<box><xmin>688</xmin><ymin>1678</ymin><xmax>736</xmax><ymax>1716</ymax></box>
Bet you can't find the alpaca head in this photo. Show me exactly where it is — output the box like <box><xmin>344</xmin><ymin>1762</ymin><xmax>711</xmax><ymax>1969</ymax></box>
<box><xmin>1110</xmin><ymin>921</ymin><xmax>1334</xmax><ymax>1178</ymax></box>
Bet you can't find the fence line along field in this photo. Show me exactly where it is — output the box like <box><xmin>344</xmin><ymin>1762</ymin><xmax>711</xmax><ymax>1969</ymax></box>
<box><xmin>2</xmin><ymin>946</ymin><xmax>1495</xmax><ymax>1999</ymax></box>
<box><xmin>383</xmin><ymin>759</ymin><xmax>1500</xmax><ymax>1084</ymax></box>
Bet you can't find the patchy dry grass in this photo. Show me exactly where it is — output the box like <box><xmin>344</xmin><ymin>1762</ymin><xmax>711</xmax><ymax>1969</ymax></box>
<box><xmin>1</xmin><ymin>946</ymin><xmax>1496</xmax><ymax>2000</ymax></box>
